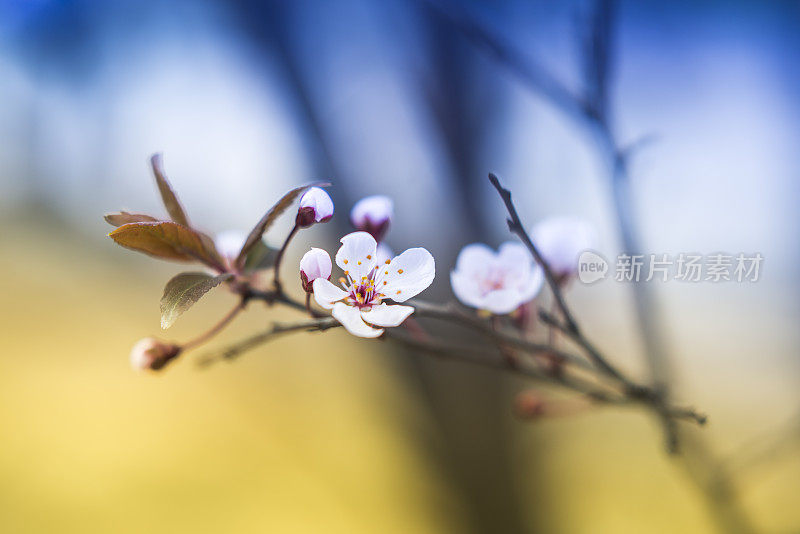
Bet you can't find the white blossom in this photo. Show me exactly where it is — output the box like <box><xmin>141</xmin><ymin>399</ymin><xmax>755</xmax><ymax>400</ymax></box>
<box><xmin>450</xmin><ymin>242</ymin><xmax>544</xmax><ymax>314</ymax></box>
<box><xmin>531</xmin><ymin>217</ymin><xmax>595</xmax><ymax>278</ymax></box>
<box><xmin>299</xmin><ymin>248</ymin><xmax>332</xmax><ymax>292</ymax></box>
<box><xmin>313</xmin><ymin>231</ymin><xmax>434</xmax><ymax>338</ymax></box>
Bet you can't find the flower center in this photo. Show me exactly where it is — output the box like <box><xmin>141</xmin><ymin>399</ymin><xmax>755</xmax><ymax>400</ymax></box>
<box><xmin>341</xmin><ymin>267</ymin><xmax>385</xmax><ymax>309</ymax></box>
<box><xmin>477</xmin><ymin>267</ymin><xmax>511</xmax><ymax>296</ymax></box>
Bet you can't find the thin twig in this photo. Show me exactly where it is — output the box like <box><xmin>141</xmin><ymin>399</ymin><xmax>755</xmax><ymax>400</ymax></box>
<box><xmin>196</xmin><ymin>316</ymin><xmax>339</xmax><ymax>367</ymax></box>
<box><xmin>488</xmin><ymin>173</ymin><xmax>628</xmax><ymax>383</ymax></box>
<box><xmin>272</xmin><ymin>223</ymin><xmax>300</xmax><ymax>293</ymax></box>
<box><xmin>411</xmin><ymin>299</ymin><xmax>596</xmax><ymax>373</ymax></box>
<box><xmin>181</xmin><ymin>300</ymin><xmax>246</xmax><ymax>351</ymax></box>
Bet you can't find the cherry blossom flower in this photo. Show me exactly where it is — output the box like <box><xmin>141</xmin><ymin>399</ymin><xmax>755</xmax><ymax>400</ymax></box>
<box><xmin>530</xmin><ymin>217</ymin><xmax>595</xmax><ymax>279</ymax></box>
<box><xmin>450</xmin><ymin>242</ymin><xmax>544</xmax><ymax>314</ymax></box>
<box><xmin>299</xmin><ymin>248</ymin><xmax>333</xmax><ymax>293</ymax></box>
<box><xmin>350</xmin><ymin>195</ymin><xmax>393</xmax><ymax>241</ymax></box>
<box><xmin>130</xmin><ymin>337</ymin><xmax>181</xmax><ymax>371</ymax></box>
<box><xmin>312</xmin><ymin>231</ymin><xmax>435</xmax><ymax>338</ymax></box>
<box><xmin>297</xmin><ymin>187</ymin><xmax>334</xmax><ymax>227</ymax></box>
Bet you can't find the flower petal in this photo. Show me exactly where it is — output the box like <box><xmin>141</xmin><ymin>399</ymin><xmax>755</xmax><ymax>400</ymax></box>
<box><xmin>351</xmin><ymin>195</ymin><xmax>393</xmax><ymax>226</ymax></box>
<box><xmin>335</xmin><ymin>231</ymin><xmax>378</xmax><ymax>282</ymax></box>
<box><xmin>518</xmin><ymin>263</ymin><xmax>545</xmax><ymax>302</ymax></box>
<box><xmin>480</xmin><ymin>289</ymin><xmax>525</xmax><ymax>315</ymax></box>
<box><xmin>497</xmin><ymin>242</ymin><xmax>532</xmax><ymax>280</ymax></box>
<box><xmin>450</xmin><ymin>270</ymin><xmax>485</xmax><ymax>309</ymax></box>
<box><xmin>299</xmin><ymin>187</ymin><xmax>334</xmax><ymax>222</ymax></box>
<box><xmin>360</xmin><ymin>303</ymin><xmax>414</xmax><ymax>327</ymax></box>
<box><xmin>375</xmin><ymin>243</ymin><xmax>394</xmax><ymax>265</ymax></box>
<box><xmin>300</xmin><ymin>248</ymin><xmax>332</xmax><ymax>280</ymax></box>
<box><xmin>313</xmin><ymin>278</ymin><xmax>349</xmax><ymax>309</ymax></box>
<box><xmin>332</xmin><ymin>302</ymin><xmax>384</xmax><ymax>338</ymax></box>
<box><xmin>380</xmin><ymin>247</ymin><xmax>435</xmax><ymax>302</ymax></box>
<box><xmin>454</xmin><ymin>243</ymin><xmax>496</xmax><ymax>278</ymax></box>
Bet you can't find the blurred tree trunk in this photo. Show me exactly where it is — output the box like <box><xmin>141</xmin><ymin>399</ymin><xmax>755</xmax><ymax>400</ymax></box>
<box><xmin>227</xmin><ymin>0</ymin><xmax>538</xmax><ymax>531</ymax></box>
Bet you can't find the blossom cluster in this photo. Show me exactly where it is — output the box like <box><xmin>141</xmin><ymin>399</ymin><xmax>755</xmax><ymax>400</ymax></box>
<box><xmin>111</xmin><ymin>157</ymin><xmax>595</xmax><ymax>369</ymax></box>
<box><xmin>300</xmin><ymin>195</ymin><xmax>593</xmax><ymax>336</ymax></box>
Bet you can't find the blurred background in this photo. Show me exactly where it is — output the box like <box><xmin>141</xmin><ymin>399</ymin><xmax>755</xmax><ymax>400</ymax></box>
<box><xmin>1</xmin><ymin>0</ymin><xmax>799</xmax><ymax>532</ymax></box>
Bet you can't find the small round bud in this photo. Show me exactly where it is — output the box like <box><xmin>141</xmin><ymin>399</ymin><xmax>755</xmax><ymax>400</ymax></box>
<box><xmin>350</xmin><ymin>195</ymin><xmax>393</xmax><ymax>242</ymax></box>
<box><xmin>130</xmin><ymin>338</ymin><xmax>181</xmax><ymax>371</ymax></box>
<box><xmin>296</xmin><ymin>187</ymin><xmax>334</xmax><ymax>228</ymax></box>
<box><xmin>299</xmin><ymin>247</ymin><xmax>332</xmax><ymax>293</ymax></box>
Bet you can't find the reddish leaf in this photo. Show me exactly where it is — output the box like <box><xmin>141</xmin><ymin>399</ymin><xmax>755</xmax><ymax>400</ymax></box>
<box><xmin>104</xmin><ymin>211</ymin><xmax>160</xmax><ymax>227</ymax></box>
<box><xmin>109</xmin><ymin>221</ymin><xmax>225</xmax><ymax>271</ymax></box>
<box><xmin>235</xmin><ymin>182</ymin><xmax>330</xmax><ymax>268</ymax></box>
<box><xmin>150</xmin><ymin>153</ymin><xmax>190</xmax><ymax>227</ymax></box>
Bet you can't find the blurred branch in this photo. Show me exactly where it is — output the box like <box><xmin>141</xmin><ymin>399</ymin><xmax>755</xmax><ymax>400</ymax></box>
<box><xmin>415</xmin><ymin>0</ymin><xmax>764</xmax><ymax>530</ymax></box>
<box><xmin>420</xmin><ymin>0</ymin><xmax>590</xmax><ymax>121</ymax></box>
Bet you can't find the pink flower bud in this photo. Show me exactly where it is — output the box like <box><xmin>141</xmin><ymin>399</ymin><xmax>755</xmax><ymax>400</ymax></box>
<box><xmin>130</xmin><ymin>338</ymin><xmax>181</xmax><ymax>371</ymax></box>
<box><xmin>350</xmin><ymin>195</ymin><xmax>393</xmax><ymax>242</ymax></box>
<box><xmin>296</xmin><ymin>187</ymin><xmax>334</xmax><ymax>228</ymax></box>
<box><xmin>299</xmin><ymin>247</ymin><xmax>332</xmax><ymax>293</ymax></box>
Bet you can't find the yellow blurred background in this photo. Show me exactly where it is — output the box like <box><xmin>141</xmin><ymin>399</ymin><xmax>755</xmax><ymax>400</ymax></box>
<box><xmin>1</xmin><ymin>211</ymin><xmax>798</xmax><ymax>533</ymax></box>
<box><xmin>2</xmin><ymin>0</ymin><xmax>800</xmax><ymax>531</ymax></box>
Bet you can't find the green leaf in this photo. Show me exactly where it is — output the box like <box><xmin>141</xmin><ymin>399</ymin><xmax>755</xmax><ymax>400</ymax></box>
<box><xmin>109</xmin><ymin>221</ymin><xmax>226</xmax><ymax>271</ymax></box>
<box><xmin>150</xmin><ymin>153</ymin><xmax>190</xmax><ymax>227</ymax></box>
<box><xmin>104</xmin><ymin>211</ymin><xmax>160</xmax><ymax>227</ymax></box>
<box><xmin>160</xmin><ymin>272</ymin><xmax>233</xmax><ymax>329</ymax></box>
<box><xmin>243</xmin><ymin>240</ymin><xmax>280</xmax><ymax>272</ymax></box>
<box><xmin>235</xmin><ymin>182</ymin><xmax>330</xmax><ymax>268</ymax></box>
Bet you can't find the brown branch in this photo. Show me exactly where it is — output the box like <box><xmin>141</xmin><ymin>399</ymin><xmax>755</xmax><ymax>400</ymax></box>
<box><xmin>181</xmin><ymin>300</ymin><xmax>246</xmax><ymax>351</ymax></box>
<box><xmin>196</xmin><ymin>316</ymin><xmax>340</xmax><ymax>367</ymax></box>
<box><xmin>488</xmin><ymin>173</ymin><xmax>627</xmax><ymax>384</ymax></box>
<box><xmin>272</xmin><ymin>223</ymin><xmax>300</xmax><ymax>293</ymax></box>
